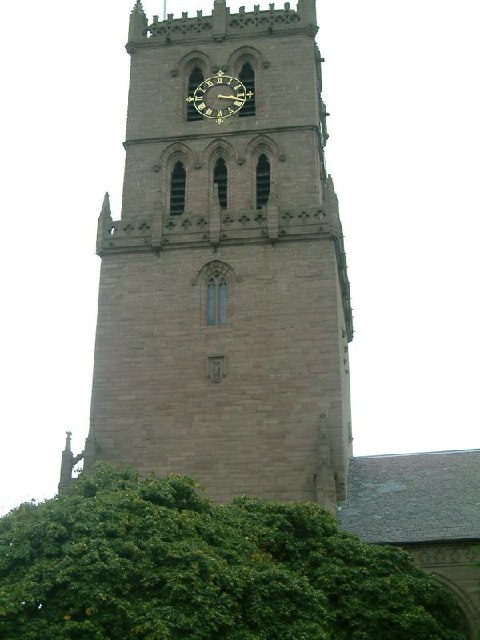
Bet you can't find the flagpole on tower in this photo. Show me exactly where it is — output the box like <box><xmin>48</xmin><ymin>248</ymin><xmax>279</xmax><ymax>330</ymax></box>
<box><xmin>163</xmin><ymin>0</ymin><xmax>167</xmax><ymax>20</ymax></box>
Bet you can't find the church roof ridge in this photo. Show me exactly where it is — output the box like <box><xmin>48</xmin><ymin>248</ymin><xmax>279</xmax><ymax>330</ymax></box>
<box><xmin>351</xmin><ymin>448</ymin><xmax>480</xmax><ymax>460</ymax></box>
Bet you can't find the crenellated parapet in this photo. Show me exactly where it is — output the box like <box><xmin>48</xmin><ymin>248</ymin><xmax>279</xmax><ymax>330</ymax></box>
<box><xmin>127</xmin><ymin>0</ymin><xmax>318</xmax><ymax>51</ymax></box>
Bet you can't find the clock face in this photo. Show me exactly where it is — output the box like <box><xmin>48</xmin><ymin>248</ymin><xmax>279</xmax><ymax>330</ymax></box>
<box><xmin>186</xmin><ymin>70</ymin><xmax>254</xmax><ymax>124</ymax></box>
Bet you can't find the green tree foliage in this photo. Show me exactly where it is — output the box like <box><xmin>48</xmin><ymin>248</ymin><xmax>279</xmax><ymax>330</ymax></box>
<box><xmin>0</xmin><ymin>464</ymin><xmax>465</xmax><ymax>639</ymax></box>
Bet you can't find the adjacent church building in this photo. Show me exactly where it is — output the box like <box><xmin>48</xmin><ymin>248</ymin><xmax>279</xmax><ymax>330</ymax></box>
<box><xmin>59</xmin><ymin>1</ymin><xmax>480</xmax><ymax>636</ymax></box>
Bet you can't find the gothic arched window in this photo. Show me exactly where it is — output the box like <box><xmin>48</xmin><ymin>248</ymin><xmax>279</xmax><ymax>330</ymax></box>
<box><xmin>187</xmin><ymin>67</ymin><xmax>204</xmax><ymax>121</ymax></box>
<box><xmin>170</xmin><ymin>161</ymin><xmax>186</xmax><ymax>215</ymax></box>
<box><xmin>213</xmin><ymin>157</ymin><xmax>228</xmax><ymax>209</ymax></box>
<box><xmin>256</xmin><ymin>153</ymin><xmax>270</xmax><ymax>208</ymax></box>
<box><xmin>194</xmin><ymin>261</ymin><xmax>236</xmax><ymax>327</ymax></box>
<box><xmin>239</xmin><ymin>62</ymin><xmax>256</xmax><ymax>117</ymax></box>
<box><xmin>207</xmin><ymin>275</ymin><xmax>228</xmax><ymax>326</ymax></box>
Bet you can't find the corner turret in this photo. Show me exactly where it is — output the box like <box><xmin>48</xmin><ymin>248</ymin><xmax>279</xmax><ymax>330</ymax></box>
<box><xmin>96</xmin><ymin>192</ymin><xmax>113</xmax><ymax>255</ymax></box>
<box><xmin>128</xmin><ymin>0</ymin><xmax>148</xmax><ymax>48</ymax></box>
<box><xmin>58</xmin><ymin>432</ymin><xmax>84</xmax><ymax>490</ymax></box>
<box><xmin>298</xmin><ymin>0</ymin><xmax>317</xmax><ymax>27</ymax></box>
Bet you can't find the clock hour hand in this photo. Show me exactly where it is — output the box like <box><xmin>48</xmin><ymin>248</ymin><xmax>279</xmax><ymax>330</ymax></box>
<box><xmin>217</xmin><ymin>94</ymin><xmax>240</xmax><ymax>100</ymax></box>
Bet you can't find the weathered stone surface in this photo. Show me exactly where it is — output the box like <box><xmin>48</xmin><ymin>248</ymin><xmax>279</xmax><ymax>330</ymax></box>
<box><xmin>90</xmin><ymin>240</ymin><xmax>351</xmax><ymax>504</ymax></box>
<box><xmin>87</xmin><ymin>0</ymin><xmax>352</xmax><ymax>509</ymax></box>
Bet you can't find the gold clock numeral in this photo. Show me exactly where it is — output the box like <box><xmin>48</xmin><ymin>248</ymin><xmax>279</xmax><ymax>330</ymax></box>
<box><xmin>205</xmin><ymin>108</ymin><xmax>213</xmax><ymax>116</ymax></box>
<box><xmin>216</xmin><ymin>77</ymin><xmax>223</xmax><ymax>84</ymax></box>
<box><xmin>217</xmin><ymin>110</ymin><xmax>223</xmax><ymax>117</ymax></box>
<box><xmin>194</xmin><ymin>95</ymin><xmax>203</xmax><ymax>102</ymax></box>
<box><xmin>236</xmin><ymin>93</ymin><xmax>245</xmax><ymax>99</ymax></box>
<box><xmin>197</xmin><ymin>103</ymin><xmax>206</xmax><ymax>111</ymax></box>
<box><xmin>228</xmin><ymin>107</ymin><xmax>235</xmax><ymax>114</ymax></box>
<box><xmin>206</xmin><ymin>80</ymin><xmax>214</xmax><ymax>87</ymax></box>
<box><xmin>234</xmin><ymin>101</ymin><xmax>243</xmax><ymax>107</ymax></box>
<box><xmin>234</xmin><ymin>84</ymin><xmax>242</xmax><ymax>90</ymax></box>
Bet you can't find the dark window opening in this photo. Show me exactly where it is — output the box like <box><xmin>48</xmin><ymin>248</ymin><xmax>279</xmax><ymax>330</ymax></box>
<box><xmin>213</xmin><ymin>157</ymin><xmax>228</xmax><ymax>209</ymax></box>
<box><xmin>207</xmin><ymin>276</ymin><xmax>227</xmax><ymax>326</ymax></box>
<box><xmin>256</xmin><ymin>154</ymin><xmax>270</xmax><ymax>208</ymax></box>
<box><xmin>170</xmin><ymin>161</ymin><xmax>186</xmax><ymax>215</ymax></box>
<box><xmin>239</xmin><ymin>62</ymin><xmax>255</xmax><ymax>118</ymax></box>
<box><xmin>187</xmin><ymin>67</ymin><xmax>204</xmax><ymax>122</ymax></box>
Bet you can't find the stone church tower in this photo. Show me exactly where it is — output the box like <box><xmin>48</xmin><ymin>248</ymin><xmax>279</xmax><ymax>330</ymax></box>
<box><xmin>65</xmin><ymin>0</ymin><xmax>353</xmax><ymax>512</ymax></box>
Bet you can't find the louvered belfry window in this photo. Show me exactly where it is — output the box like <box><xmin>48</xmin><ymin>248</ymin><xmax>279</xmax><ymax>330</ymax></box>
<box><xmin>213</xmin><ymin>158</ymin><xmax>228</xmax><ymax>209</ymax></box>
<box><xmin>256</xmin><ymin>154</ymin><xmax>270</xmax><ymax>208</ymax></box>
<box><xmin>170</xmin><ymin>161</ymin><xmax>186</xmax><ymax>215</ymax></box>
<box><xmin>239</xmin><ymin>62</ymin><xmax>255</xmax><ymax>117</ymax></box>
<box><xmin>187</xmin><ymin>67</ymin><xmax>204</xmax><ymax>121</ymax></box>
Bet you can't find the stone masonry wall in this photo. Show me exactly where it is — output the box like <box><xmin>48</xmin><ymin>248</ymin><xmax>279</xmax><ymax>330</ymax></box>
<box><xmin>87</xmin><ymin>0</ymin><xmax>353</xmax><ymax>507</ymax></box>
<box><xmin>406</xmin><ymin>543</ymin><xmax>480</xmax><ymax>639</ymax></box>
<box><xmin>121</xmin><ymin>32</ymin><xmax>323</xmax><ymax>220</ymax></box>
<box><xmin>90</xmin><ymin>238</ymin><xmax>350</xmax><ymax>503</ymax></box>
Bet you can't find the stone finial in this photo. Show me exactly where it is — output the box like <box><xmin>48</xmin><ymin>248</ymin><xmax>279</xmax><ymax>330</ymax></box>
<box><xmin>59</xmin><ymin>431</ymin><xmax>86</xmax><ymax>490</ymax></box>
<box><xmin>97</xmin><ymin>192</ymin><xmax>114</xmax><ymax>256</ymax></box>
<box><xmin>101</xmin><ymin>192</ymin><xmax>112</xmax><ymax>217</ymax></box>
<box><xmin>297</xmin><ymin>0</ymin><xmax>317</xmax><ymax>27</ymax></box>
<box><xmin>58</xmin><ymin>431</ymin><xmax>74</xmax><ymax>490</ymax></box>
<box><xmin>213</xmin><ymin>0</ymin><xmax>227</xmax><ymax>41</ymax></box>
<box><xmin>128</xmin><ymin>0</ymin><xmax>148</xmax><ymax>44</ymax></box>
<box><xmin>64</xmin><ymin>431</ymin><xmax>72</xmax><ymax>452</ymax></box>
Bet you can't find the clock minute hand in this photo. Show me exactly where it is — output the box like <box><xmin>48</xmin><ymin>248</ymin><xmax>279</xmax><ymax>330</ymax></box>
<box><xmin>217</xmin><ymin>93</ymin><xmax>240</xmax><ymax>100</ymax></box>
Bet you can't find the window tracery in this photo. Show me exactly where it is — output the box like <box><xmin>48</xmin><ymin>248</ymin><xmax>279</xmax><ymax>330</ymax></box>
<box><xmin>207</xmin><ymin>275</ymin><xmax>228</xmax><ymax>326</ymax></box>
<box><xmin>196</xmin><ymin>262</ymin><xmax>235</xmax><ymax>327</ymax></box>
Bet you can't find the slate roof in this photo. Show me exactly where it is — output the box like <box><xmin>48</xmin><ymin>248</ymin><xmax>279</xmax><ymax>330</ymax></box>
<box><xmin>338</xmin><ymin>450</ymin><xmax>480</xmax><ymax>544</ymax></box>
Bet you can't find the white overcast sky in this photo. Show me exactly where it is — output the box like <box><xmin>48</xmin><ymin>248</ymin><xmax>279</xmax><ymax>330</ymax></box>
<box><xmin>1</xmin><ymin>0</ymin><xmax>479</xmax><ymax>515</ymax></box>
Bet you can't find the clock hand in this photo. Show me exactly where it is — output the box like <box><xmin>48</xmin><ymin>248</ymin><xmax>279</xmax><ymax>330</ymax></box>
<box><xmin>217</xmin><ymin>94</ymin><xmax>242</xmax><ymax>100</ymax></box>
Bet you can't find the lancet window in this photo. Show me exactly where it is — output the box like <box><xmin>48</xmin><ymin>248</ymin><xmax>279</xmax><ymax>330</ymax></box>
<box><xmin>213</xmin><ymin>157</ymin><xmax>228</xmax><ymax>209</ymax></box>
<box><xmin>187</xmin><ymin>67</ymin><xmax>204</xmax><ymax>121</ymax></box>
<box><xmin>207</xmin><ymin>275</ymin><xmax>228</xmax><ymax>326</ymax></box>
<box><xmin>256</xmin><ymin>153</ymin><xmax>270</xmax><ymax>208</ymax></box>
<box><xmin>170</xmin><ymin>161</ymin><xmax>186</xmax><ymax>215</ymax></box>
<box><xmin>239</xmin><ymin>62</ymin><xmax>255</xmax><ymax>118</ymax></box>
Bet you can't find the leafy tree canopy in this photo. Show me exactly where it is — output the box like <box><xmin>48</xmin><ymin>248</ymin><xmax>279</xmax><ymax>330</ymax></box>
<box><xmin>0</xmin><ymin>464</ymin><xmax>465</xmax><ymax>639</ymax></box>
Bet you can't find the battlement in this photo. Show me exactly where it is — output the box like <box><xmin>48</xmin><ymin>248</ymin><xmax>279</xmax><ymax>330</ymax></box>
<box><xmin>128</xmin><ymin>0</ymin><xmax>317</xmax><ymax>49</ymax></box>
